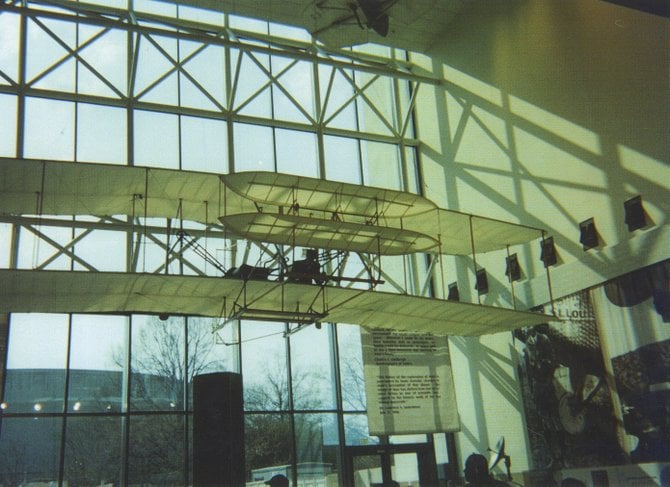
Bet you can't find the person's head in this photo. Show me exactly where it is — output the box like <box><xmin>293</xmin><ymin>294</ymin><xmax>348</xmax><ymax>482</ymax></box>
<box><xmin>464</xmin><ymin>453</ymin><xmax>489</xmax><ymax>483</ymax></box>
<box><xmin>265</xmin><ymin>474</ymin><xmax>289</xmax><ymax>487</ymax></box>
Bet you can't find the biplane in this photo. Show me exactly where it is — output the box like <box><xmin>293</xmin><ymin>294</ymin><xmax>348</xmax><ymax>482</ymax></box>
<box><xmin>0</xmin><ymin>158</ymin><xmax>554</xmax><ymax>336</ymax></box>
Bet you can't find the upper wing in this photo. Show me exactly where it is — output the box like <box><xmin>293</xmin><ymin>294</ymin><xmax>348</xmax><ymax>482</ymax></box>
<box><xmin>0</xmin><ymin>159</ymin><xmax>543</xmax><ymax>255</ymax></box>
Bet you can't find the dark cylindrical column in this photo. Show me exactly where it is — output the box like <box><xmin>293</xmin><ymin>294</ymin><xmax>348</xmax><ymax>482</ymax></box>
<box><xmin>193</xmin><ymin>372</ymin><xmax>245</xmax><ymax>487</ymax></box>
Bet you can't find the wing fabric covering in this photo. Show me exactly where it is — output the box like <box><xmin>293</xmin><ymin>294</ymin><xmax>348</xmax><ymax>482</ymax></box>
<box><xmin>0</xmin><ymin>269</ymin><xmax>550</xmax><ymax>336</ymax></box>
<box><xmin>0</xmin><ymin>159</ymin><xmax>551</xmax><ymax>335</ymax></box>
<box><xmin>0</xmin><ymin>159</ymin><xmax>542</xmax><ymax>255</ymax></box>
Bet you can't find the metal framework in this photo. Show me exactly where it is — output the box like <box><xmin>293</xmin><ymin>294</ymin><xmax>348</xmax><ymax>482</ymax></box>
<box><xmin>0</xmin><ymin>0</ymin><xmax>435</xmax><ymax>299</ymax></box>
<box><xmin>0</xmin><ymin>0</ymin><xmax>436</xmax><ymax>144</ymax></box>
<box><xmin>0</xmin><ymin>3</ymin><xmax>560</xmax><ymax>485</ymax></box>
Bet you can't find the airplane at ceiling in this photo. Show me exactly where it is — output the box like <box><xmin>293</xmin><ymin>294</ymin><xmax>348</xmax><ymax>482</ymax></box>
<box><xmin>0</xmin><ymin>158</ymin><xmax>555</xmax><ymax>336</ymax></box>
<box><xmin>163</xmin><ymin>0</ymin><xmax>466</xmax><ymax>52</ymax></box>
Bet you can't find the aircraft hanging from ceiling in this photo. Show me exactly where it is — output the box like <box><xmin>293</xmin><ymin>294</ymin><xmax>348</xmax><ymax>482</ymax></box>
<box><xmin>166</xmin><ymin>0</ymin><xmax>467</xmax><ymax>52</ymax></box>
<box><xmin>0</xmin><ymin>158</ymin><xmax>555</xmax><ymax>336</ymax></box>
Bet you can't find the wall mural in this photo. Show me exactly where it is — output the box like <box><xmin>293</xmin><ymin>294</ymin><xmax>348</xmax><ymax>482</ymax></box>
<box><xmin>514</xmin><ymin>259</ymin><xmax>670</xmax><ymax>471</ymax></box>
<box><xmin>515</xmin><ymin>290</ymin><xmax>625</xmax><ymax>470</ymax></box>
<box><xmin>593</xmin><ymin>259</ymin><xmax>670</xmax><ymax>464</ymax></box>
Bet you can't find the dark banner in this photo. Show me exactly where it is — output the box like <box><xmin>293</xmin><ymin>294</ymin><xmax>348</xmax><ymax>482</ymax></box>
<box><xmin>592</xmin><ymin>259</ymin><xmax>670</xmax><ymax>463</ymax></box>
<box><xmin>515</xmin><ymin>290</ymin><xmax>625</xmax><ymax>469</ymax></box>
<box><xmin>515</xmin><ymin>259</ymin><xmax>670</xmax><ymax>470</ymax></box>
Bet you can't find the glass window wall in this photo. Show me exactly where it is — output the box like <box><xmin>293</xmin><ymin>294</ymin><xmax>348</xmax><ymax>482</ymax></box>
<box><xmin>0</xmin><ymin>0</ymin><xmax>427</xmax><ymax>484</ymax></box>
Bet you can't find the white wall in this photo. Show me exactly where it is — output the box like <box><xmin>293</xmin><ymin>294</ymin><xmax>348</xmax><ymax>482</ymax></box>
<box><xmin>413</xmin><ymin>0</ymin><xmax>670</xmax><ymax>475</ymax></box>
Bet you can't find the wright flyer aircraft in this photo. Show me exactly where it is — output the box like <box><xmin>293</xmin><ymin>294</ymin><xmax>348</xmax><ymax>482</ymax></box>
<box><xmin>0</xmin><ymin>158</ymin><xmax>555</xmax><ymax>336</ymax></box>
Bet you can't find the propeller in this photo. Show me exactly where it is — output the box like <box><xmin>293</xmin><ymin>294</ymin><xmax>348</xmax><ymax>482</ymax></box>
<box><xmin>489</xmin><ymin>436</ymin><xmax>506</xmax><ymax>470</ymax></box>
<box><xmin>355</xmin><ymin>0</ymin><xmax>391</xmax><ymax>36</ymax></box>
<box><xmin>488</xmin><ymin>436</ymin><xmax>512</xmax><ymax>481</ymax></box>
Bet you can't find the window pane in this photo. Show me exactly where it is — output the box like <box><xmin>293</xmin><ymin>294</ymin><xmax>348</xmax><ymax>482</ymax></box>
<box><xmin>0</xmin><ymin>13</ymin><xmax>19</xmax><ymax>84</ymax></box>
<box><xmin>433</xmin><ymin>433</ymin><xmax>451</xmax><ymax>469</ymax></box>
<box><xmin>234</xmin><ymin>50</ymin><xmax>272</xmax><ymax>118</ymax></box>
<box><xmin>242</xmin><ymin>320</ymin><xmax>288</xmax><ymax>411</ymax></box>
<box><xmin>353</xmin><ymin>454</ymin><xmax>382</xmax><ymax>486</ymax></box>
<box><xmin>337</xmin><ymin>324</ymin><xmax>366</xmax><ymax>412</ymax></box>
<box><xmin>17</xmin><ymin>224</ymin><xmax>74</xmax><ymax>270</ymax></box>
<box><xmin>186</xmin><ymin>316</ymin><xmax>237</xmax><ymax>410</ymax></box>
<box><xmin>177</xmin><ymin>5</ymin><xmax>224</xmax><ymax>26</ymax></box>
<box><xmin>77</xmin><ymin>103</ymin><xmax>127</xmax><ymax>164</ymax></box>
<box><xmin>134</xmin><ymin>34</ymin><xmax>178</xmax><ymax>105</ymax></box>
<box><xmin>181</xmin><ymin>115</ymin><xmax>227</xmax><ymax>173</ymax></box>
<box><xmin>344</xmin><ymin>413</ymin><xmax>378</xmax><ymax>446</ymax></box>
<box><xmin>390</xmin><ymin>434</ymin><xmax>428</xmax><ymax>445</ymax></box>
<box><xmin>77</xmin><ymin>28</ymin><xmax>127</xmax><ymax>98</ymax></box>
<box><xmin>134</xmin><ymin>110</ymin><xmax>179</xmax><ymax>168</ymax></box>
<box><xmin>269</xmin><ymin>22</ymin><xmax>311</xmax><ymax>42</ymax></box>
<box><xmin>200</xmin><ymin>234</ymin><xmax>230</xmax><ymax>277</ymax></box>
<box><xmin>275</xmin><ymin>128</ymin><xmax>318</xmax><ymax>177</ymax></box>
<box><xmin>172</xmin><ymin>231</ymin><xmax>230</xmax><ymax>277</ymax></box>
<box><xmin>233</xmin><ymin>123</ymin><xmax>274</xmax><ymax>172</ymax></box>
<box><xmin>391</xmin><ymin>452</ymin><xmax>420</xmax><ymax>484</ymax></box>
<box><xmin>291</xmin><ymin>324</ymin><xmax>336</xmax><ymax>410</ymax></box>
<box><xmin>0</xmin><ymin>223</ymin><xmax>12</xmax><ymax>268</ymax></box>
<box><xmin>134</xmin><ymin>0</ymin><xmax>177</xmax><ymax>17</ymax></box>
<box><xmin>356</xmin><ymin>75</ymin><xmax>396</xmax><ymax>136</ymax></box>
<box><xmin>68</xmin><ymin>314</ymin><xmax>127</xmax><ymax>413</ymax></box>
<box><xmin>0</xmin><ymin>417</ymin><xmax>62</xmax><ymax>485</ymax></box>
<box><xmin>63</xmin><ymin>416</ymin><xmax>124</xmax><ymax>485</ymax></box>
<box><xmin>0</xmin><ymin>94</ymin><xmax>17</xmax><ymax>157</ymax></box>
<box><xmin>324</xmin><ymin>135</ymin><xmax>361</xmax><ymax>184</ymax></box>
<box><xmin>24</xmin><ymin>97</ymin><xmax>75</xmax><ymax>161</ymax></box>
<box><xmin>84</xmin><ymin>0</ymin><xmax>128</xmax><ymax>12</ymax></box>
<box><xmin>361</xmin><ymin>140</ymin><xmax>401</xmax><ymax>190</ymax></box>
<box><xmin>245</xmin><ymin>413</ymin><xmax>293</xmax><ymax>482</ymax></box>
<box><xmin>376</xmin><ymin>255</ymin><xmax>408</xmax><ymax>294</ymax></box>
<box><xmin>130</xmin><ymin>315</ymin><xmax>185</xmax><ymax>411</ymax></box>
<box><xmin>339</xmin><ymin>254</ymin><xmax>372</xmax><ymax>291</ymax></box>
<box><xmin>179</xmin><ymin>44</ymin><xmax>227</xmax><ymax>111</ymax></box>
<box><xmin>404</xmin><ymin>146</ymin><xmax>420</xmax><ymax>193</ymax></box>
<box><xmin>398</xmin><ymin>79</ymin><xmax>415</xmax><ymax>139</ymax></box>
<box><xmin>319</xmin><ymin>65</ymin><xmax>357</xmax><ymax>130</ymax></box>
<box><xmin>72</xmin><ymin>228</ymin><xmax>127</xmax><ymax>272</ymax></box>
<box><xmin>187</xmin><ymin>416</ymin><xmax>194</xmax><ymax>485</ymax></box>
<box><xmin>271</xmin><ymin>57</ymin><xmax>314</xmax><ymax>123</ymax></box>
<box><xmin>4</xmin><ymin>313</ymin><xmax>68</xmax><ymax>413</ymax></box>
<box><xmin>228</xmin><ymin>15</ymin><xmax>268</xmax><ymax>35</ymax></box>
<box><xmin>128</xmin><ymin>414</ymin><xmax>185</xmax><ymax>485</ymax></box>
<box><xmin>353</xmin><ymin>44</ymin><xmax>392</xmax><ymax>58</ymax></box>
<box><xmin>295</xmin><ymin>413</ymin><xmax>340</xmax><ymax>484</ymax></box>
<box><xmin>133</xmin><ymin>224</ymin><xmax>167</xmax><ymax>274</ymax></box>
<box><xmin>26</xmin><ymin>17</ymin><xmax>76</xmax><ymax>92</ymax></box>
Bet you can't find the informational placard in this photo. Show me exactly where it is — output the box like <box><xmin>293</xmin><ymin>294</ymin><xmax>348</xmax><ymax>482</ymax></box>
<box><xmin>361</xmin><ymin>328</ymin><xmax>460</xmax><ymax>435</ymax></box>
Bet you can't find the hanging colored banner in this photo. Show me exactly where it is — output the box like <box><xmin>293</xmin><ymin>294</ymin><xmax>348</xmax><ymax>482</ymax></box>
<box><xmin>361</xmin><ymin>328</ymin><xmax>460</xmax><ymax>435</ymax></box>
